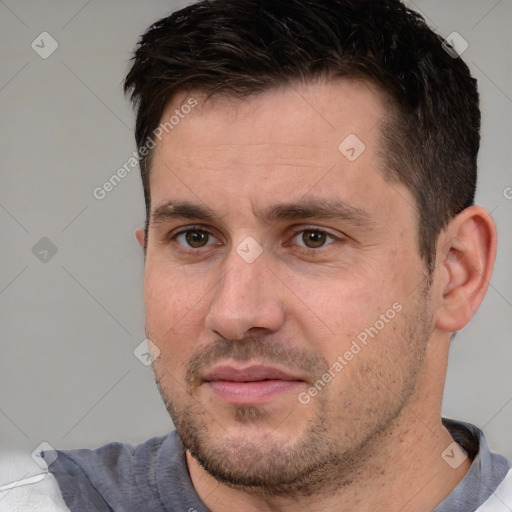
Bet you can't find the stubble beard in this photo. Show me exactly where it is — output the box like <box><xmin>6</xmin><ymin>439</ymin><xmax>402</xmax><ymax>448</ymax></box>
<box><xmin>152</xmin><ymin>288</ymin><xmax>433</xmax><ymax>496</ymax></box>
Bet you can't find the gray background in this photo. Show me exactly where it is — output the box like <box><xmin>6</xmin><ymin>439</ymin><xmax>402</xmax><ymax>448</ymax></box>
<box><xmin>1</xmin><ymin>0</ymin><xmax>511</xmax><ymax>464</ymax></box>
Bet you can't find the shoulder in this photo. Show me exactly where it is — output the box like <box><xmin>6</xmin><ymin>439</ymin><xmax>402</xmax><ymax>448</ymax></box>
<box><xmin>42</xmin><ymin>431</ymin><xmax>176</xmax><ymax>481</ymax></box>
<box><xmin>477</xmin><ymin>468</ymin><xmax>512</xmax><ymax>511</ymax></box>
<box><xmin>0</xmin><ymin>452</ymin><xmax>69</xmax><ymax>512</ymax></box>
<box><xmin>442</xmin><ymin>418</ymin><xmax>512</xmax><ymax>512</ymax></box>
<box><xmin>41</xmin><ymin>431</ymin><xmax>182</xmax><ymax>510</ymax></box>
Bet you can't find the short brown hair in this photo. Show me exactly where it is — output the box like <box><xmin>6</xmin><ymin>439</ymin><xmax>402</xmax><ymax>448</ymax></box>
<box><xmin>124</xmin><ymin>0</ymin><xmax>480</xmax><ymax>272</ymax></box>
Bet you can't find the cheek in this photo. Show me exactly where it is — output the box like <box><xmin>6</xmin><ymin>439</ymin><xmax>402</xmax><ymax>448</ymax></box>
<box><xmin>288</xmin><ymin>264</ymin><xmax>413</xmax><ymax>375</ymax></box>
<box><xmin>144</xmin><ymin>259</ymin><xmax>206</xmax><ymax>319</ymax></box>
<box><xmin>144</xmin><ymin>269</ymin><xmax>179</xmax><ymax>330</ymax></box>
<box><xmin>288</xmin><ymin>269</ymin><xmax>387</xmax><ymax>333</ymax></box>
<box><xmin>143</xmin><ymin>264</ymin><xmax>211</xmax><ymax>362</ymax></box>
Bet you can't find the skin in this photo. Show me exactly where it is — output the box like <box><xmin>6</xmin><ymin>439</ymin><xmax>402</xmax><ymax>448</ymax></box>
<box><xmin>136</xmin><ymin>79</ymin><xmax>497</xmax><ymax>511</ymax></box>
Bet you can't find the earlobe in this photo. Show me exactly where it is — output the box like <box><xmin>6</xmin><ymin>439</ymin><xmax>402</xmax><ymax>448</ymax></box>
<box><xmin>435</xmin><ymin>206</ymin><xmax>497</xmax><ymax>333</ymax></box>
<box><xmin>135</xmin><ymin>228</ymin><xmax>146</xmax><ymax>249</ymax></box>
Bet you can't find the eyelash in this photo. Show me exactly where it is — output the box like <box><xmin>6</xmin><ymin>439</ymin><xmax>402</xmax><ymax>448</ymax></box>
<box><xmin>168</xmin><ymin>225</ymin><xmax>342</xmax><ymax>253</ymax></box>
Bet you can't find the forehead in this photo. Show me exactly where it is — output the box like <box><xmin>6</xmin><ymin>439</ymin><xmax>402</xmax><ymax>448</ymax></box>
<box><xmin>148</xmin><ymin>79</ymin><xmax>409</xmax><ymax>222</ymax></box>
<box><xmin>155</xmin><ymin>78</ymin><xmax>386</xmax><ymax>155</ymax></box>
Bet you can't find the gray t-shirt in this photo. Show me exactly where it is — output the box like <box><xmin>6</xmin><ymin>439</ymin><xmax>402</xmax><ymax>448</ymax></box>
<box><xmin>41</xmin><ymin>418</ymin><xmax>510</xmax><ymax>512</ymax></box>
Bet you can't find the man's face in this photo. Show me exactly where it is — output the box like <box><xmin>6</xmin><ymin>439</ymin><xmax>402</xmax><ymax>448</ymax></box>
<box><xmin>142</xmin><ymin>80</ymin><xmax>434</xmax><ymax>493</ymax></box>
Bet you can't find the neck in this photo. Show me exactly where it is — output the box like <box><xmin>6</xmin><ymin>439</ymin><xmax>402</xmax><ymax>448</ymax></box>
<box><xmin>186</xmin><ymin>416</ymin><xmax>470</xmax><ymax>512</ymax></box>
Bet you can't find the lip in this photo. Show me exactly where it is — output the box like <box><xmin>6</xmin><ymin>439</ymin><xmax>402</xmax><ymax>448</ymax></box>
<box><xmin>203</xmin><ymin>364</ymin><xmax>303</xmax><ymax>382</ymax></box>
<box><xmin>203</xmin><ymin>364</ymin><xmax>305</xmax><ymax>405</ymax></box>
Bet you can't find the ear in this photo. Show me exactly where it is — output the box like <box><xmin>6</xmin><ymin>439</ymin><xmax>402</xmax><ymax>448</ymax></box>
<box><xmin>434</xmin><ymin>206</ymin><xmax>497</xmax><ymax>332</ymax></box>
<box><xmin>135</xmin><ymin>228</ymin><xmax>146</xmax><ymax>250</ymax></box>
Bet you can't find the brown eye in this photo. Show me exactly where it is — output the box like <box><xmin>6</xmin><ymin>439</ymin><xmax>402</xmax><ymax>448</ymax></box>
<box><xmin>293</xmin><ymin>229</ymin><xmax>336</xmax><ymax>249</ymax></box>
<box><xmin>302</xmin><ymin>230</ymin><xmax>327</xmax><ymax>248</ymax></box>
<box><xmin>185</xmin><ymin>230</ymin><xmax>209</xmax><ymax>248</ymax></box>
<box><xmin>174</xmin><ymin>229</ymin><xmax>217</xmax><ymax>249</ymax></box>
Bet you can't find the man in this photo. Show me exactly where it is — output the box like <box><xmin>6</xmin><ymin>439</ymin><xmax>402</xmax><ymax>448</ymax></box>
<box><xmin>1</xmin><ymin>0</ymin><xmax>511</xmax><ymax>510</ymax></box>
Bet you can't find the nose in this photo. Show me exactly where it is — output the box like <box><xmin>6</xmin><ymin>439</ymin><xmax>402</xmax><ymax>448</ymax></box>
<box><xmin>205</xmin><ymin>246</ymin><xmax>286</xmax><ymax>341</ymax></box>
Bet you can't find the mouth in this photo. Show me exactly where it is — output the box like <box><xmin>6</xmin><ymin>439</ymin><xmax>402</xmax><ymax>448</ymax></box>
<box><xmin>202</xmin><ymin>364</ymin><xmax>306</xmax><ymax>406</ymax></box>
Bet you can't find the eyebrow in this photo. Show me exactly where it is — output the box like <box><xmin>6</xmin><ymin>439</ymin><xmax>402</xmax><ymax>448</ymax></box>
<box><xmin>150</xmin><ymin>201</ymin><xmax>217</xmax><ymax>226</ymax></box>
<box><xmin>150</xmin><ymin>198</ymin><xmax>374</xmax><ymax>228</ymax></box>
